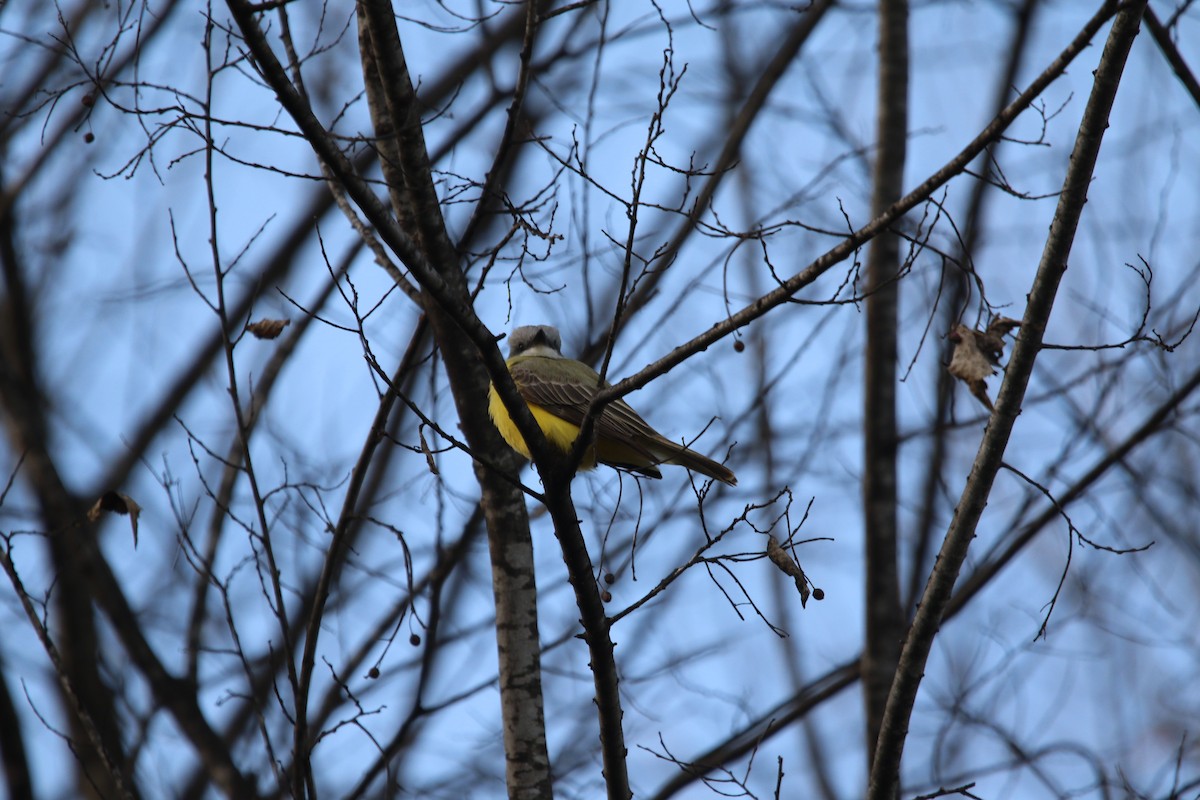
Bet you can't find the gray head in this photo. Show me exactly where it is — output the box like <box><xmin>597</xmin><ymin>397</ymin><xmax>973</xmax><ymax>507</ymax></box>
<box><xmin>508</xmin><ymin>325</ymin><xmax>564</xmax><ymax>358</ymax></box>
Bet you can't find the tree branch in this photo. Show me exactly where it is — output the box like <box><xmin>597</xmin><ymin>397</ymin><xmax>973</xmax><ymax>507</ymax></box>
<box><xmin>862</xmin><ymin>0</ymin><xmax>908</xmax><ymax>772</ymax></box>
<box><xmin>593</xmin><ymin>1</ymin><xmax>1126</xmax><ymax>409</ymax></box>
<box><xmin>866</xmin><ymin>4</ymin><xmax>1149</xmax><ymax>796</ymax></box>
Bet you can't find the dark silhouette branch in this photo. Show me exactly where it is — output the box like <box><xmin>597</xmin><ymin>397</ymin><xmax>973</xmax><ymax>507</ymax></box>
<box><xmin>862</xmin><ymin>0</ymin><xmax>908</xmax><ymax>773</ymax></box>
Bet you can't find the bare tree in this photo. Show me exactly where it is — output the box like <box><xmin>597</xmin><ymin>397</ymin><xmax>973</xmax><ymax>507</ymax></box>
<box><xmin>1</xmin><ymin>2</ymin><xmax>1199</xmax><ymax>799</ymax></box>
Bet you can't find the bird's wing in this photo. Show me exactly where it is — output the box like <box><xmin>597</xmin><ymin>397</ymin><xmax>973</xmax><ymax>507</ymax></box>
<box><xmin>509</xmin><ymin>357</ymin><xmax>737</xmax><ymax>485</ymax></box>
<box><xmin>509</xmin><ymin>359</ymin><xmax>662</xmax><ymax>458</ymax></box>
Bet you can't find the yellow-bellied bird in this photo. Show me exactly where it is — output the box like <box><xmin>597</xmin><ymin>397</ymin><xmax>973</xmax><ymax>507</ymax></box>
<box><xmin>487</xmin><ymin>325</ymin><xmax>736</xmax><ymax>486</ymax></box>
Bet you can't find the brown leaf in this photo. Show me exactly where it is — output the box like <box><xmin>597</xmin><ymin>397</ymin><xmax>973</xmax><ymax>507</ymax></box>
<box><xmin>87</xmin><ymin>491</ymin><xmax>142</xmax><ymax>547</ymax></box>
<box><xmin>947</xmin><ymin>319</ymin><xmax>1021</xmax><ymax>411</ymax></box>
<box><xmin>419</xmin><ymin>427</ymin><xmax>439</xmax><ymax>476</ymax></box>
<box><xmin>767</xmin><ymin>535</ymin><xmax>812</xmax><ymax>607</ymax></box>
<box><xmin>245</xmin><ymin>318</ymin><xmax>290</xmax><ymax>340</ymax></box>
<box><xmin>987</xmin><ymin>316</ymin><xmax>1022</xmax><ymax>337</ymax></box>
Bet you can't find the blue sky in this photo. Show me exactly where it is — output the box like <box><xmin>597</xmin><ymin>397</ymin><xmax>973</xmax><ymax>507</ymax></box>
<box><xmin>2</xmin><ymin>2</ymin><xmax>1199</xmax><ymax>797</ymax></box>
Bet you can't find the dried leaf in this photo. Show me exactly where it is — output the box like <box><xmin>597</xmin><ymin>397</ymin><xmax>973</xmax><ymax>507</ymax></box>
<box><xmin>419</xmin><ymin>426</ymin><xmax>439</xmax><ymax>476</ymax></box>
<box><xmin>987</xmin><ymin>316</ymin><xmax>1022</xmax><ymax>337</ymax></box>
<box><xmin>245</xmin><ymin>318</ymin><xmax>290</xmax><ymax>340</ymax></box>
<box><xmin>767</xmin><ymin>535</ymin><xmax>812</xmax><ymax>607</ymax></box>
<box><xmin>947</xmin><ymin>318</ymin><xmax>1021</xmax><ymax>410</ymax></box>
<box><xmin>88</xmin><ymin>491</ymin><xmax>142</xmax><ymax>547</ymax></box>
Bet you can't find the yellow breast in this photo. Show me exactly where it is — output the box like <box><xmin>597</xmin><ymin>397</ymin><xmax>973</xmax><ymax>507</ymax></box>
<box><xmin>487</xmin><ymin>382</ymin><xmax>598</xmax><ymax>469</ymax></box>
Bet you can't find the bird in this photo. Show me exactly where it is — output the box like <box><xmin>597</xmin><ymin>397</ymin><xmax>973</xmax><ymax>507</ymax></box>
<box><xmin>486</xmin><ymin>325</ymin><xmax>737</xmax><ymax>486</ymax></box>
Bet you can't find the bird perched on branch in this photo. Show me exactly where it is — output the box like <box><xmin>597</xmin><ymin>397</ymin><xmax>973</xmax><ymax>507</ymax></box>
<box><xmin>487</xmin><ymin>325</ymin><xmax>737</xmax><ymax>486</ymax></box>
<box><xmin>947</xmin><ymin>317</ymin><xmax>1022</xmax><ymax>410</ymax></box>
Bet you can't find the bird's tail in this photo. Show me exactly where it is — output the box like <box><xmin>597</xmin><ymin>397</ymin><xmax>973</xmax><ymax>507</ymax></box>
<box><xmin>650</xmin><ymin>438</ymin><xmax>737</xmax><ymax>486</ymax></box>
